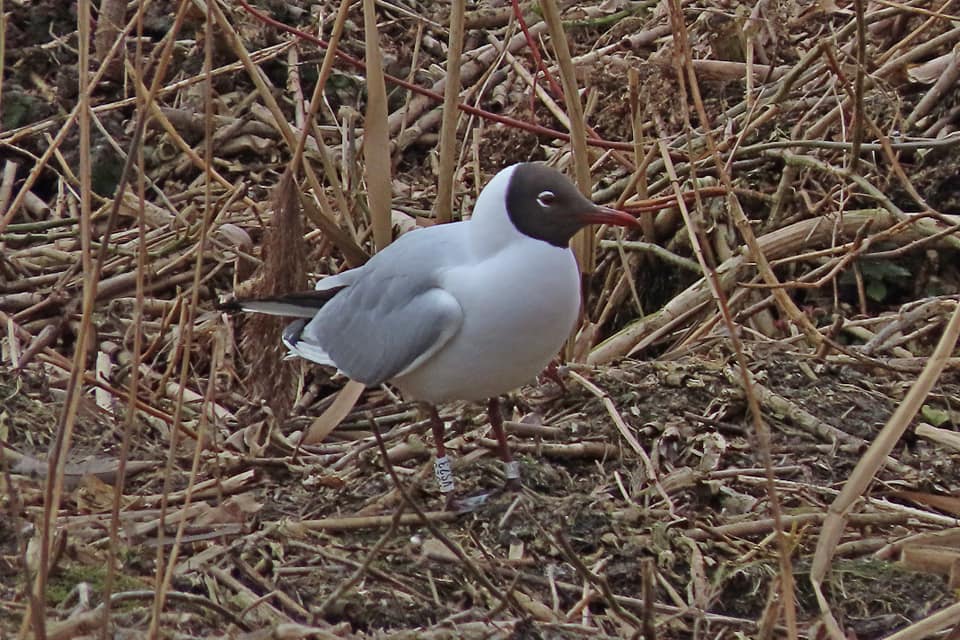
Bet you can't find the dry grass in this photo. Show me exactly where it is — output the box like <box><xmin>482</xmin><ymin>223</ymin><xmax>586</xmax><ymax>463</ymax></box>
<box><xmin>2</xmin><ymin>1</ymin><xmax>960</xmax><ymax>638</ymax></box>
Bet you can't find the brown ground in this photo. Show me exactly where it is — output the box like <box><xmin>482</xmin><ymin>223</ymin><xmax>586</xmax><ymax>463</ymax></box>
<box><xmin>2</xmin><ymin>1</ymin><xmax>960</xmax><ymax>639</ymax></box>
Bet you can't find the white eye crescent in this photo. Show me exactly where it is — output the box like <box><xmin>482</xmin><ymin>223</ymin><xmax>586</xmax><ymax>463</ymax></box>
<box><xmin>537</xmin><ymin>190</ymin><xmax>556</xmax><ymax>207</ymax></box>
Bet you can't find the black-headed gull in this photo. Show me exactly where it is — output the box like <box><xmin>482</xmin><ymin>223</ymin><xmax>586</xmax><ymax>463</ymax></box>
<box><xmin>225</xmin><ymin>162</ymin><xmax>639</xmax><ymax>505</ymax></box>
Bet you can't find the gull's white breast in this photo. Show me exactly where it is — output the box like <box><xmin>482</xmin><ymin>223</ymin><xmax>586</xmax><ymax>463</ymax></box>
<box><xmin>392</xmin><ymin>235</ymin><xmax>580</xmax><ymax>403</ymax></box>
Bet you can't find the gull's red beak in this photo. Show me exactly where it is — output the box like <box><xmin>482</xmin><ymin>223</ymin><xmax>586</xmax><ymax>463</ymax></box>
<box><xmin>578</xmin><ymin>204</ymin><xmax>641</xmax><ymax>228</ymax></box>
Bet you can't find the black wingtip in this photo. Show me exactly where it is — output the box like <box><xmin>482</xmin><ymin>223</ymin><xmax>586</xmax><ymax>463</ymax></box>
<box><xmin>215</xmin><ymin>296</ymin><xmax>243</xmax><ymax>313</ymax></box>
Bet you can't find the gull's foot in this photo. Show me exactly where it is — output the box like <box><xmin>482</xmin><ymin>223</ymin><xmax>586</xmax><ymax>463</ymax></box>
<box><xmin>444</xmin><ymin>491</ymin><xmax>495</xmax><ymax>513</ymax></box>
<box><xmin>503</xmin><ymin>476</ymin><xmax>523</xmax><ymax>492</ymax></box>
<box><xmin>538</xmin><ymin>358</ymin><xmax>568</xmax><ymax>392</ymax></box>
<box><xmin>442</xmin><ymin>479</ymin><xmax>524</xmax><ymax>513</ymax></box>
<box><xmin>442</xmin><ymin>491</ymin><xmax>459</xmax><ymax>512</ymax></box>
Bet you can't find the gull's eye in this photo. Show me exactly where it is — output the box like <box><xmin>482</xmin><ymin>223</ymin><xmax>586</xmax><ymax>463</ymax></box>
<box><xmin>537</xmin><ymin>190</ymin><xmax>556</xmax><ymax>207</ymax></box>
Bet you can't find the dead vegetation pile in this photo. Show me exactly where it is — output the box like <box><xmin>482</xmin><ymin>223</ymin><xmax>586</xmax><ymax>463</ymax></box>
<box><xmin>1</xmin><ymin>1</ymin><xmax>960</xmax><ymax>638</ymax></box>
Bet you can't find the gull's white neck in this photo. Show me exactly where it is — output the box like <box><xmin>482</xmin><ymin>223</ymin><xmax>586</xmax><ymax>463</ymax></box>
<box><xmin>468</xmin><ymin>164</ymin><xmax>544</xmax><ymax>256</ymax></box>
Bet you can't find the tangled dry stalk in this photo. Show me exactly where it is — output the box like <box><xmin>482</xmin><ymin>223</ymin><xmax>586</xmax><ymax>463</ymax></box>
<box><xmin>2</xmin><ymin>1</ymin><xmax>960</xmax><ymax>638</ymax></box>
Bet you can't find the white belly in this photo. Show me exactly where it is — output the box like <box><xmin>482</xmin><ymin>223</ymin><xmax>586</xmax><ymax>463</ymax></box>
<box><xmin>393</xmin><ymin>241</ymin><xmax>581</xmax><ymax>403</ymax></box>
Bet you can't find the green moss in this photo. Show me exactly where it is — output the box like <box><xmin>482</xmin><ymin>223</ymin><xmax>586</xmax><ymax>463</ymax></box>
<box><xmin>46</xmin><ymin>562</ymin><xmax>147</xmax><ymax>607</ymax></box>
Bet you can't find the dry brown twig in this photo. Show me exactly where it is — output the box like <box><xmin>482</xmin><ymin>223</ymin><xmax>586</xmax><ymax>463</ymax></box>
<box><xmin>811</xmin><ymin>301</ymin><xmax>960</xmax><ymax>638</ymax></box>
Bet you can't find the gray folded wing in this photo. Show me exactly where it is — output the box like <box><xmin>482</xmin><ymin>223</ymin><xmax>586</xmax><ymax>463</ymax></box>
<box><xmin>289</xmin><ymin>275</ymin><xmax>463</xmax><ymax>385</ymax></box>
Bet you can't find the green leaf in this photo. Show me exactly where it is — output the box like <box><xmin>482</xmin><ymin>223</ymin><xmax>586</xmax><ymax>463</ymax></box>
<box><xmin>865</xmin><ymin>279</ymin><xmax>887</xmax><ymax>302</ymax></box>
<box><xmin>860</xmin><ymin>260</ymin><xmax>912</xmax><ymax>280</ymax></box>
<box><xmin>921</xmin><ymin>405</ymin><xmax>950</xmax><ymax>427</ymax></box>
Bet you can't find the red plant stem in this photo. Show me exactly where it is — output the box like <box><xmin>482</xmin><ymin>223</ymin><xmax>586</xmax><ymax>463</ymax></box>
<box><xmin>237</xmin><ymin>0</ymin><xmax>635</xmax><ymax>152</ymax></box>
<box><xmin>512</xmin><ymin>0</ymin><xmax>565</xmax><ymax>114</ymax></box>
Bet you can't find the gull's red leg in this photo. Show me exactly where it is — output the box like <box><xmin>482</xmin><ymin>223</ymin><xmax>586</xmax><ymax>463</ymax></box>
<box><xmin>488</xmin><ymin>397</ymin><xmax>521</xmax><ymax>491</ymax></box>
<box><xmin>427</xmin><ymin>404</ymin><xmax>456</xmax><ymax>506</ymax></box>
